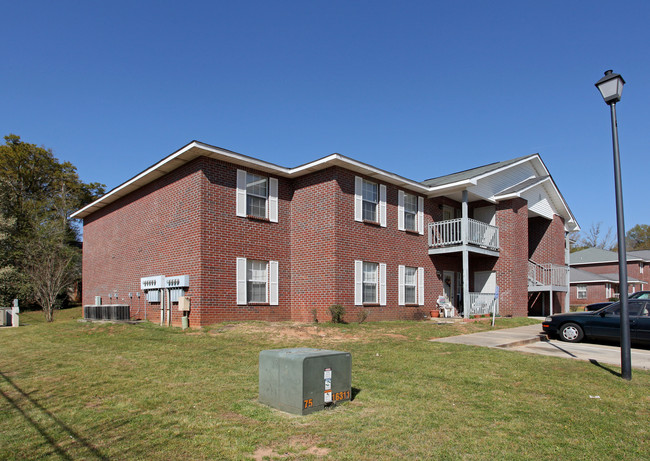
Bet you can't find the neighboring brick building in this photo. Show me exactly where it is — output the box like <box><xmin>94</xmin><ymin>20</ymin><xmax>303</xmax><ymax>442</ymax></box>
<box><xmin>72</xmin><ymin>141</ymin><xmax>579</xmax><ymax>327</ymax></box>
<box><xmin>569</xmin><ymin>248</ymin><xmax>649</xmax><ymax>306</ymax></box>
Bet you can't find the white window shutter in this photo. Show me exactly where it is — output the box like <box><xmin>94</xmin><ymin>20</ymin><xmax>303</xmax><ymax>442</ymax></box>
<box><xmin>269</xmin><ymin>260</ymin><xmax>279</xmax><ymax>305</ymax></box>
<box><xmin>354</xmin><ymin>260</ymin><xmax>363</xmax><ymax>305</ymax></box>
<box><xmin>418</xmin><ymin>196</ymin><xmax>424</xmax><ymax>235</ymax></box>
<box><xmin>236</xmin><ymin>170</ymin><xmax>247</xmax><ymax>217</ymax></box>
<box><xmin>269</xmin><ymin>177</ymin><xmax>278</xmax><ymax>222</ymax></box>
<box><xmin>354</xmin><ymin>177</ymin><xmax>363</xmax><ymax>222</ymax></box>
<box><xmin>398</xmin><ymin>265</ymin><xmax>405</xmax><ymax>306</ymax></box>
<box><xmin>379</xmin><ymin>263</ymin><xmax>387</xmax><ymax>306</ymax></box>
<box><xmin>379</xmin><ymin>184</ymin><xmax>387</xmax><ymax>227</ymax></box>
<box><xmin>418</xmin><ymin>267</ymin><xmax>425</xmax><ymax>305</ymax></box>
<box><xmin>397</xmin><ymin>190</ymin><xmax>405</xmax><ymax>231</ymax></box>
<box><xmin>236</xmin><ymin>257</ymin><xmax>247</xmax><ymax>305</ymax></box>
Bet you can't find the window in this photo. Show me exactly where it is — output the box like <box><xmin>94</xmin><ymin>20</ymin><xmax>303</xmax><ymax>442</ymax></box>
<box><xmin>362</xmin><ymin>262</ymin><xmax>378</xmax><ymax>303</ymax></box>
<box><xmin>577</xmin><ymin>284</ymin><xmax>587</xmax><ymax>299</ymax></box>
<box><xmin>354</xmin><ymin>177</ymin><xmax>386</xmax><ymax>226</ymax></box>
<box><xmin>404</xmin><ymin>267</ymin><xmax>417</xmax><ymax>303</ymax></box>
<box><xmin>404</xmin><ymin>194</ymin><xmax>417</xmax><ymax>231</ymax></box>
<box><xmin>236</xmin><ymin>258</ymin><xmax>278</xmax><ymax>305</ymax></box>
<box><xmin>362</xmin><ymin>180</ymin><xmax>378</xmax><ymax>222</ymax></box>
<box><xmin>398</xmin><ymin>265</ymin><xmax>424</xmax><ymax>305</ymax></box>
<box><xmin>236</xmin><ymin>169</ymin><xmax>278</xmax><ymax>222</ymax></box>
<box><xmin>247</xmin><ymin>260</ymin><xmax>268</xmax><ymax>303</ymax></box>
<box><xmin>246</xmin><ymin>173</ymin><xmax>267</xmax><ymax>218</ymax></box>
<box><xmin>354</xmin><ymin>260</ymin><xmax>386</xmax><ymax>305</ymax></box>
<box><xmin>641</xmin><ymin>262</ymin><xmax>644</xmax><ymax>274</ymax></box>
<box><xmin>398</xmin><ymin>191</ymin><xmax>424</xmax><ymax>234</ymax></box>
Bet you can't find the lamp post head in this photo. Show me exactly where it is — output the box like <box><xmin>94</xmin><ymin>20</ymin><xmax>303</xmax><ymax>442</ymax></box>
<box><xmin>595</xmin><ymin>70</ymin><xmax>625</xmax><ymax>105</ymax></box>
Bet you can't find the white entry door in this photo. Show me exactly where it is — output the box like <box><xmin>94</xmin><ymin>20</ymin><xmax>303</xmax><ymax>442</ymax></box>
<box><xmin>443</xmin><ymin>271</ymin><xmax>455</xmax><ymax>306</ymax></box>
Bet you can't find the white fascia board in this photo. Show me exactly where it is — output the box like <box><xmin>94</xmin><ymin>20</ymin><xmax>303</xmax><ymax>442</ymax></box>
<box><xmin>71</xmin><ymin>142</ymin><xmax>431</xmax><ymax>219</ymax></box>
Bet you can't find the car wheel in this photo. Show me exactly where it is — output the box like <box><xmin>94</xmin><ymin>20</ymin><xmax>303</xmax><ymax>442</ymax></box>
<box><xmin>558</xmin><ymin>323</ymin><xmax>584</xmax><ymax>343</ymax></box>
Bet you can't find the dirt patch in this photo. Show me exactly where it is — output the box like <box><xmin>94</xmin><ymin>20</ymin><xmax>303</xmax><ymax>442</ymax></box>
<box><xmin>383</xmin><ymin>333</ymin><xmax>408</xmax><ymax>340</ymax></box>
<box><xmin>252</xmin><ymin>435</ymin><xmax>329</xmax><ymax>460</ymax></box>
<box><xmin>222</xmin><ymin>322</ymin><xmax>366</xmax><ymax>343</ymax></box>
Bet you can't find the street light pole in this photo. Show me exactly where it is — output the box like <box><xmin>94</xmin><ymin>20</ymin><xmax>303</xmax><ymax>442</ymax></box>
<box><xmin>595</xmin><ymin>70</ymin><xmax>631</xmax><ymax>380</ymax></box>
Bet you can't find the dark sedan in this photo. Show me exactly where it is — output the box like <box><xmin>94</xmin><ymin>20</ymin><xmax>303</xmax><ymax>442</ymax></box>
<box><xmin>542</xmin><ymin>299</ymin><xmax>650</xmax><ymax>345</ymax></box>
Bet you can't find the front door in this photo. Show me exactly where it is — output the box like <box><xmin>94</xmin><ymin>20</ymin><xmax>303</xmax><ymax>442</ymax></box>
<box><xmin>443</xmin><ymin>271</ymin><xmax>455</xmax><ymax>307</ymax></box>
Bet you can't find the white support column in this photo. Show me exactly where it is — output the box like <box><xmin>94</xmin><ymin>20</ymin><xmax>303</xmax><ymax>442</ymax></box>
<box><xmin>549</xmin><ymin>289</ymin><xmax>554</xmax><ymax>315</ymax></box>
<box><xmin>462</xmin><ymin>190</ymin><xmax>470</xmax><ymax>318</ymax></box>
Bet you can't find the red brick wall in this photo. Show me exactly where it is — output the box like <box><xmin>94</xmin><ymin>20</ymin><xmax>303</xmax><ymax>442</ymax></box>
<box><xmin>82</xmin><ymin>155</ymin><xmax>570</xmax><ymax>325</ymax></box>
<box><xmin>289</xmin><ymin>168</ymin><xmax>339</xmax><ymax>321</ymax></box>
<box><xmin>199</xmin><ymin>158</ymin><xmax>292</xmax><ymax>324</ymax></box>
<box><xmin>329</xmin><ymin>168</ymin><xmax>436</xmax><ymax>322</ymax></box>
<box><xmin>494</xmin><ymin>198</ymin><xmax>529</xmax><ymax>316</ymax></box>
<box><xmin>82</xmin><ymin>159</ymin><xmax>205</xmax><ymax>325</ymax></box>
<box><xmin>529</xmin><ymin>215</ymin><xmax>566</xmax><ymax>266</ymax></box>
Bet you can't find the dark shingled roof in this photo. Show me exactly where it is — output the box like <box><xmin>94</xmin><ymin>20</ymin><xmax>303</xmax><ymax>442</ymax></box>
<box><xmin>421</xmin><ymin>155</ymin><xmax>535</xmax><ymax>187</ymax></box>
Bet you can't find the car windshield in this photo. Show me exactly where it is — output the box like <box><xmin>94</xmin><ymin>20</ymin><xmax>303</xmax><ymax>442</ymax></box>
<box><xmin>605</xmin><ymin>300</ymin><xmax>648</xmax><ymax>316</ymax></box>
<box><xmin>630</xmin><ymin>292</ymin><xmax>649</xmax><ymax>299</ymax></box>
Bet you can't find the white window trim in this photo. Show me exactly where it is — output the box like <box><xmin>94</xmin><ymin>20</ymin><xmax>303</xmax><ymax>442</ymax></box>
<box><xmin>236</xmin><ymin>169</ymin><xmax>278</xmax><ymax>222</ymax></box>
<box><xmin>577</xmin><ymin>284</ymin><xmax>587</xmax><ymax>300</ymax></box>
<box><xmin>236</xmin><ymin>257</ymin><xmax>278</xmax><ymax>305</ymax></box>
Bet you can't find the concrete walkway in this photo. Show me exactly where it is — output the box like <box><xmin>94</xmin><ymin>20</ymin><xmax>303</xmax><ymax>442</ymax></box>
<box><xmin>431</xmin><ymin>322</ymin><xmax>650</xmax><ymax>371</ymax></box>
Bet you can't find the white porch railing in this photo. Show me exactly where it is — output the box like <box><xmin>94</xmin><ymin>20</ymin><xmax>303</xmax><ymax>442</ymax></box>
<box><xmin>468</xmin><ymin>292</ymin><xmax>499</xmax><ymax>316</ymax></box>
<box><xmin>428</xmin><ymin>218</ymin><xmax>499</xmax><ymax>251</ymax></box>
<box><xmin>527</xmin><ymin>261</ymin><xmax>567</xmax><ymax>287</ymax></box>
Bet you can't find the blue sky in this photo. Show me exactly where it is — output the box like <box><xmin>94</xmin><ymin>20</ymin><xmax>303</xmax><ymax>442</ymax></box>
<box><xmin>2</xmin><ymin>1</ymin><xmax>648</xmax><ymax>238</ymax></box>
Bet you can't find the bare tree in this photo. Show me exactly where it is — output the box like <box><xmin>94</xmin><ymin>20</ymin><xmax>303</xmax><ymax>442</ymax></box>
<box><xmin>574</xmin><ymin>222</ymin><xmax>616</xmax><ymax>251</ymax></box>
<box><xmin>23</xmin><ymin>234</ymin><xmax>80</xmax><ymax>322</ymax></box>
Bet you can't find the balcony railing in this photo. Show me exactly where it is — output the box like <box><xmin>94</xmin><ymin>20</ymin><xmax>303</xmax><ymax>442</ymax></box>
<box><xmin>468</xmin><ymin>292</ymin><xmax>499</xmax><ymax>316</ymax></box>
<box><xmin>528</xmin><ymin>261</ymin><xmax>567</xmax><ymax>288</ymax></box>
<box><xmin>428</xmin><ymin>218</ymin><xmax>499</xmax><ymax>251</ymax></box>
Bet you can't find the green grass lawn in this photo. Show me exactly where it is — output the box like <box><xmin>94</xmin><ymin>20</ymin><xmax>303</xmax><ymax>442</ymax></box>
<box><xmin>1</xmin><ymin>308</ymin><xmax>648</xmax><ymax>460</ymax></box>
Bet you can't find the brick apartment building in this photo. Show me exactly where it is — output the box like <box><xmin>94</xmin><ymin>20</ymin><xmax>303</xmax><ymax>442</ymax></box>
<box><xmin>71</xmin><ymin>141</ymin><xmax>579</xmax><ymax>327</ymax></box>
<box><xmin>569</xmin><ymin>247</ymin><xmax>649</xmax><ymax>306</ymax></box>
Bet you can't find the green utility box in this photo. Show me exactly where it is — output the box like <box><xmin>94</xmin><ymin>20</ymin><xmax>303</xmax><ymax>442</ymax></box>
<box><xmin>259</xmin><ymin>348</ymin><xmax>352</xmax><ymax>415</ymax></box>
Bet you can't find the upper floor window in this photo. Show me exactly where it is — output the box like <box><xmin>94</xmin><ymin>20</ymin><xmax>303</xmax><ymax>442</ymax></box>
<box><xmin>246</xmin><ymin>173</ymin><xmax>267</xmax><ymax>218</ymax></box>
<box><xmin>362</xmin><ymin>180</ymin><xmax>378</xmax><ymax>222</ymax></box>
<box><xmin>641</xmin><ymin>262</ymin><xmax>644</xmax><ymax>274</ymax></box>
<box><xmin>236</xmin><ymin>169</ymin><xmax>278</xmax><ymax>222</ymax></box>
<box><xmin>398</xmin><ymin>190</ymin><xmax>424</xmax><ymax>234</ymax></box>
<box><xmin>354</xmin><ymin>176</ymin><xmax>386</xmax><ymax>226</ymax></box>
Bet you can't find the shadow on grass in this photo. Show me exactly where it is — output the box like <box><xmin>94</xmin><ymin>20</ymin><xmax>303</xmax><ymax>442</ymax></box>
<box><xmin>351</xmin><ymin>387</ymin><xmax>361</xmax><ymax>401</ymax></box>
<box><xmin>0</xmin><ymin>371</ymin><xmax>108</xmax><ymax>460</ymax></box>
<box><xmin>589</xmin><ymin>359</ymin><xmax>622</xmax><ymax>378</ymax></box>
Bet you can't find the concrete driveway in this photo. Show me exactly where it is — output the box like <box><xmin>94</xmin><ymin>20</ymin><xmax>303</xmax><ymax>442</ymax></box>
<box><xmin>431</xmin><ymin>322</ymin><xmax>650</xmax><ymax>371</ymax></box>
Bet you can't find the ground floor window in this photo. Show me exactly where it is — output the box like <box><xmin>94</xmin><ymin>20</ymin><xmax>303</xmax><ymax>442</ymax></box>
<box><xmin>355</xmin><ymin>260</ymin><xmax>386</xmax><ymax>306</ymax></box>
<box><xmin>398</xmin><ymin>265</ymin><xmax>424</xmax><ymax>305</ymax></box>
<box><xmin>577</xmin><ymin>284</ymin><xmax>587</xmax><ymax>299</ymax></box>
<box><xmin>236</xmin><ymin>258</ymin><xmax>278</xmax><ymax>305</ymax></box>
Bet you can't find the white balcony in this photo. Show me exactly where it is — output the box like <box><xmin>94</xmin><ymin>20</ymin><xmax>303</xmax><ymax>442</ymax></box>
<box><xmin>428</xmin><ymin>218</ymin><xmax>499</xmax><ymax>256</ymax></box>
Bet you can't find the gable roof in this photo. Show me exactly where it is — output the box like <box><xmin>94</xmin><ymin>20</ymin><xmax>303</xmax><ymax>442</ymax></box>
<box><xmin>70</xmin><ymin>141</ymin><xmax>579</xmax><ymax>232</ymax></box>
<box><xmin>570</xmin><ymin>267</ymin><xmax>646</xmax><ymax>285</ymax></box>
<box><xmin>570</xmin><ymin>247</ymin><xmax>644</xmax><ymax>265</ymax></box>
<box><xmin>628</xmin><ymin>250</ymin><xmax>650</xmax><ymax>261</ymax></box>
<box><xmin>421</xmin><ymin>155</ymin><xmax>533</xmax><ymax>187</ymax></box>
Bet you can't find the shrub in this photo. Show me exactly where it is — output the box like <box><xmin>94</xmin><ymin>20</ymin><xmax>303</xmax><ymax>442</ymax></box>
<box><xmin>357</xmin><ymin>309</ymin><xmax>368</xmax><ymax>324</ymax></box>
<box><xmin>329</xmin><ymin>304</ymin><xmax>345</xmax><ymax>323</ymax></box>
